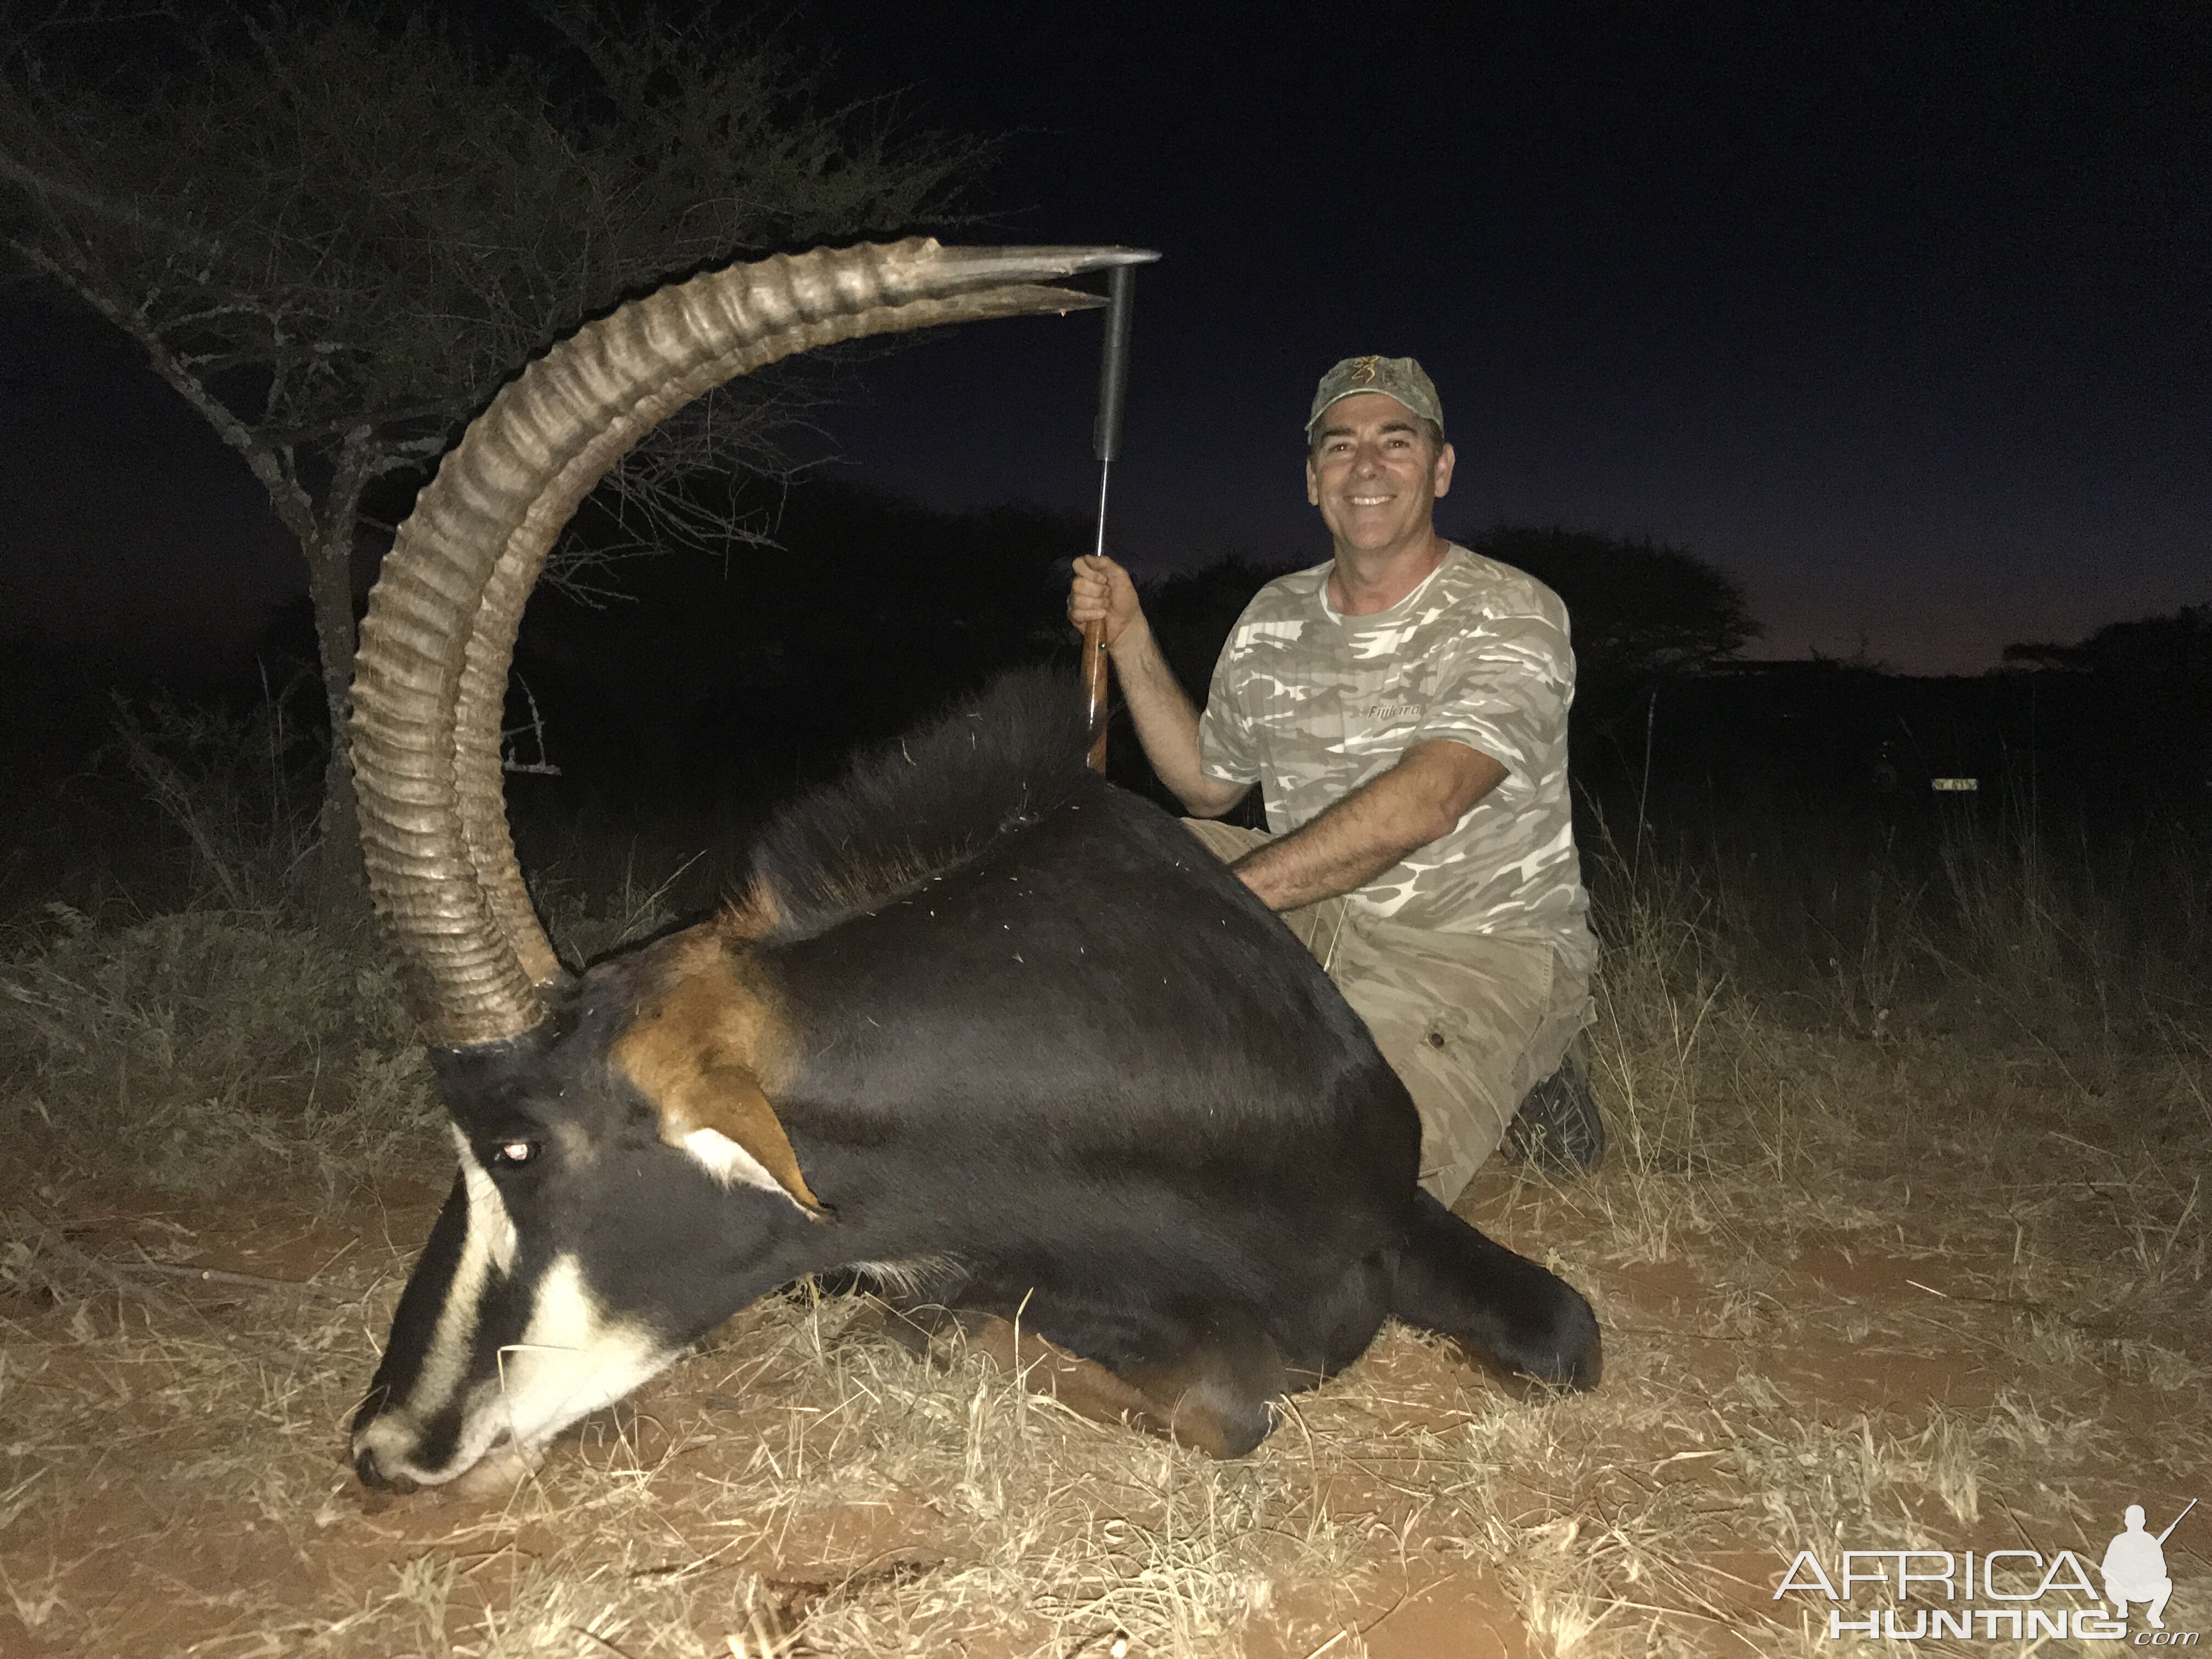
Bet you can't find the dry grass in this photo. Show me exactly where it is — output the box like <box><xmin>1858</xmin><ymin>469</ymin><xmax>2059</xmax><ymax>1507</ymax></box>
<box><xmin>0</xmin><ymin>692</ymin><xmax>443</xmax><ymax>1197</ymax></box>
<box><xmin>2</xmin><ymin>805</ymin><xmax>2208</xmax><ymax>1655</ymax></box>
<box><xmin>0</xmin><ymin>907</ymin><xmax>439</xmax><ymax>1197</ymax></box>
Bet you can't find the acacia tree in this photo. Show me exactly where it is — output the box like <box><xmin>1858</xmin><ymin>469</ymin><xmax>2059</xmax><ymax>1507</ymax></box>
<box><xmin>0</xmin><ymin>4</ymin><xmax>980</xmax><ymax>919</ymax></box>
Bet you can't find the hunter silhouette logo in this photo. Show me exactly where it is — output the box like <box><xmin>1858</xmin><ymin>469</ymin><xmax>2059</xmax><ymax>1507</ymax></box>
<box><xmin>1774</xmin><ymin>1497</ymin><xmax>2199</xmax><ymax>1642</ymax></box>
<box><xmin>2104</xmin><ymin>1500</ymin><xmax>2192</xmax><ymax>1630</ymax></box>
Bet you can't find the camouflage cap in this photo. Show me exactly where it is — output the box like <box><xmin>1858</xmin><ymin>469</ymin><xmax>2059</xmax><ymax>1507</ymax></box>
<box><xmin>1306</xmin><ymin>355</ymin><xmax>1443</xmax><ymax>434</ymax></box>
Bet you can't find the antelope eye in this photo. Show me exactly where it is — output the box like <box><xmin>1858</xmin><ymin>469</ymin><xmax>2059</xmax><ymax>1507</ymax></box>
<box><xmin>487</xmin><ymin>1139</ymin><xmax>540</xmax><ymax>1169</ymax></box>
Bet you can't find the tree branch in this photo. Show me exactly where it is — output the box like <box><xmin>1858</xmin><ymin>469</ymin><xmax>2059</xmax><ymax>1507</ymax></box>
<box><xmin>0</xmin><ymin>146</ymin><xmax>220</xmax><ymax>258</ymax></box>
<box><xmin>4</xmin><ymin>236</ymin><xmax>317</xmax><ymax>541</ymax></box>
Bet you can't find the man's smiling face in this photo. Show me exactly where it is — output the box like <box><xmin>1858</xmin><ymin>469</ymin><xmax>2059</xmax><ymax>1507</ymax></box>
<box><xmin>1305</xmin><ymin>392</ymin><xmax>1455</xmax><ymax>560</ymax></box>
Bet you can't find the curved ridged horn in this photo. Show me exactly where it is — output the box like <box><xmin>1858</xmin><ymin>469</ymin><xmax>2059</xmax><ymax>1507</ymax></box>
<box><xmin>352</xmin><ymin>239</ymin><xmax>1156</xmax><ymax>1049</ymax></box>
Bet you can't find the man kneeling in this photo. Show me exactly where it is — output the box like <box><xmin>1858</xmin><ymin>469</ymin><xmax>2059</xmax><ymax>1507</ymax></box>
<box><xmin>1069</xmin><ymin>355</ymin><xmax>1601</xmax><ymax>1205</ymax></box>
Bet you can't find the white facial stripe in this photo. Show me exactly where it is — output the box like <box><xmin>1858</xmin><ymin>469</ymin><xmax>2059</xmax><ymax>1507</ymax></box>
<box><xmin>458</xmin><ymin>1135</ymin><xmax>519</xmax><ymax>1274</ymax></box>
<box><xmin>471</xmin><ymin>1254</ymin><xmax>672</xmax><ymax>1459</ymax></box>
<box><xmin>359</xmin><ymin>1249</ymin><xmax>675</xmax><ymax>1488</ymax></box>
<box><xmin>352</xmin><ymin>1134</ymin><xmax>520</xmax><ymax>1483</ymax></box>
<box><xmin>417</xmin><ymin>1130</ymin><xmax>515</xmax><ymax>1397</ymax></box>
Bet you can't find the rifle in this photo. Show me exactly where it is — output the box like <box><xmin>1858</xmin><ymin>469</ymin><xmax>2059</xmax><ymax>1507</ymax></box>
<box><xmin>1082</xmin><ymin>258</ymin><xmax>1151</xmax><ymax>770</ymax></box>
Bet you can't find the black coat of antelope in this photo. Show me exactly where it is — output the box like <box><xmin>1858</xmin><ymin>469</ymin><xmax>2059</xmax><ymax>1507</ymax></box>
<box><xmin>346</xmin><ymin>241</ymin><xmax>1600</xmax><ymax>1492</ymax></box>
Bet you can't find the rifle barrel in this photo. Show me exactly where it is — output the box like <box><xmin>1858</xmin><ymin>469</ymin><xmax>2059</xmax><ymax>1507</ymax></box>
<box><xmin>2155</xmin><ymin>1496</ymin><xmax>2196</xmax><ymax>1544</ymax></box>
<box><xmin>1085</xmin><ymin>263</ymin><xmax>1142</xmax><ymax>772</ymax></box>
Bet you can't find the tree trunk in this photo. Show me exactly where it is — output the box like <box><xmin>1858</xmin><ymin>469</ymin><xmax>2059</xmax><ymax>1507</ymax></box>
<box><xmin>304</xmin><ymin>522</ymin><xmax>371</xmax><ymax>931</ymax></box>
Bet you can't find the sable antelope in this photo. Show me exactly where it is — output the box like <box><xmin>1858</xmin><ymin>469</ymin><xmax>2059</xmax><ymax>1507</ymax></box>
<box><xmin>347</xmin><ymin>241</ymin><xmax>1599</xmax><ymax>1492</ymax></box>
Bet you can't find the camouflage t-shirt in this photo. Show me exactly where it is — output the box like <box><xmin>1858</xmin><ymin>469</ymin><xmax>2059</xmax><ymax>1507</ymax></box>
<box><xmin>1197</xmin><ymin>544</ymin><xmax>1594</xmax><ymax>975</ymax></box>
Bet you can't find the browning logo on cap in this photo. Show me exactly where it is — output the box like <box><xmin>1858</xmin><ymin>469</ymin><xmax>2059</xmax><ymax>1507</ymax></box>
<box><xmin>1306</xmin><ymin>355</ymin><xmax>1444</xmax><ymax>433</ymax></box>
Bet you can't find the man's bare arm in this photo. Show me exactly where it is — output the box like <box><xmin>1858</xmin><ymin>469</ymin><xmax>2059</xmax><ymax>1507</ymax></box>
<box><xmin>1069</xmin><ymin>554</ymin><xmax>1249</xmax><ymax>817</ymax></box>
<box><xmin>1231</xmin><ymin>740</ymin><xmax>1505</xmax><ymax>911</ymax></box>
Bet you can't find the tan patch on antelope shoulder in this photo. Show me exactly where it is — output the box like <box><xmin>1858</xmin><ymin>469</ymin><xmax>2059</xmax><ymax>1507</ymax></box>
<box><xmin>611</xmin><ymin>929</ymin><xmax>825</xmax><ymax>1217</ymax></box>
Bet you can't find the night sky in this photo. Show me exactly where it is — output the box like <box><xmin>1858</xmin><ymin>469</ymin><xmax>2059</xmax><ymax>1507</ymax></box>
<box><xmin>5</xmin><ymin>1</ymin><xmax>2206</xmax><ymax>676</ymax></box>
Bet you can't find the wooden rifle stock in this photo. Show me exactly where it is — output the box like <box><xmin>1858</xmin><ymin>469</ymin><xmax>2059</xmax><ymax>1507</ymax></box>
<box><xmin>1083</xmin><ymin>618</ymin><xmax>1110</xmax><ymax>772</ymax></box>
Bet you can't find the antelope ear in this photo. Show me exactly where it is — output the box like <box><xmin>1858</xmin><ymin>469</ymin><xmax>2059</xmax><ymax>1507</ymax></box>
<box><xmin>611</xmin><ymin>946</ymin><xmax>826</xmax><ymax>1220</ymax></box>
<box><xmin>653</xmin><ymin>1063</ymin><xmax>828</xmax><ymax>1219</ymax></box>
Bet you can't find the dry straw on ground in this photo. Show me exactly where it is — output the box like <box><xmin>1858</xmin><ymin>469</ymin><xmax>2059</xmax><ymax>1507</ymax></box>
<box><xmin>2</xmin><ymin>808</ymin><xmax>2205</xmax><ymax>1656</ymax></box>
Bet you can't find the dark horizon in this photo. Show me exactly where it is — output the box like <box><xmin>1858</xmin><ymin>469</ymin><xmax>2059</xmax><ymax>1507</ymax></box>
<box><xmin>3</xmin><ymin>1</ymin><xmax>2205</xmax><ymax>679</ymax></box>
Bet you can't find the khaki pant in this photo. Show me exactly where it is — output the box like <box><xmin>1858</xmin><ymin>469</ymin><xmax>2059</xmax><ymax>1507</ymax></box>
<box><xmin>1182</xmin><ymin>819</ymin><xmax>1592</xmax><ymax>1207</ymax></box>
